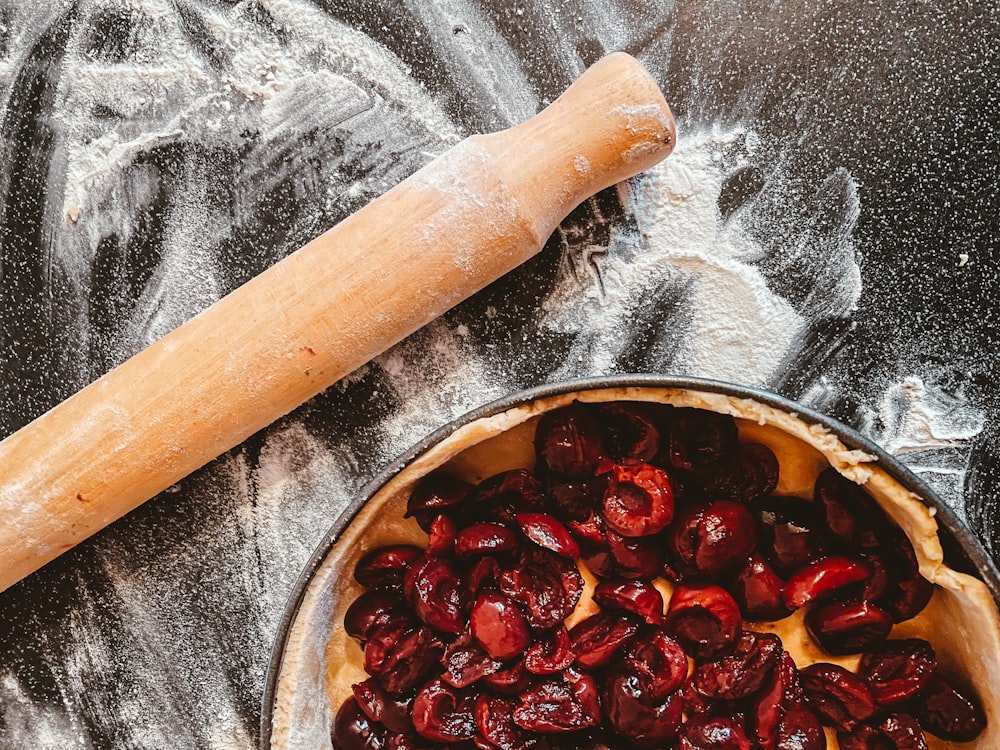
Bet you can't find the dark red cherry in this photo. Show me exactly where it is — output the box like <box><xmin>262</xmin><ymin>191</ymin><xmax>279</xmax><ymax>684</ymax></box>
<box><xmin>627</xmin><ymin>628</ymin><xmax>689</xmax><ymax>702</ymax></box>
<box><xmin>605</xmin><ymin>529</ymin><xmax>666</xmax><ymax>580</ymax></box>
<box><xmin>515</xmin><ymin>512</ymin><xmax>580</xmax><ymax>558</ymax></box>
<box><xmin>776</xmin><ymin>704</ymin><xmax>826</xmax><ymax>750</ymax></box>
<box><xmin>911</xmin><ymin>672</ymin><xmax>986</xmax><ymax>742</ymax></box>
<box><xmin>596</xmin><ymin>402</ymin><xmax>661</xmax><ymax>464</ymax></box>
<box><xmin>805</xmin><ymin>599</ymin><xmax>892</xmax><ymax>656</ymax></box>
<box><xmin>344</xmin><ymin>590</ymin><xmax>409</xmax><ymax>642</ymax></box>
<box><xmin>352</xmin><ymin>677</ymin><xmax>414</xmax><ymax>734</ymax></box>
<box><xmin>426</xmin><ymin>514</ymin><xmax>458</xmax><ymax>558</ymax></box>
<box><xmin>410</xmin><ymin>679</ymin><xmax>476</xmax><ymax>743</ymax></box>
<box><xmin>858</xmin><ymin>639</ymin><xmax>936</xmax><ymax>706</ymax></box>
<box><xmin>363</xmin><ymin>620</ymin><xmax>443</xmax><ymax>695</ymax></box>
<box><xmin>568</xmin><ymin>611</ymin><xmax>641</xmax><ymax>670</ymax></box>
<box><xmin>404</xmin><ymin>556</ymin><xmax>468</xmax><ymax>634</ymax></box>
<box><xmin>474</xmin><ymin>469</ymin><xmax>548</xmax><ymax>522</ymax></box>
<box><xmin>665</xmin><ymin>408</ymin><xmax>739</xmax><ymax>474</ymax></box>
<box><xmin>535</xmin><ymin>404</ymin><xmax>605</xmax><ymax>478</ymax></box>
<box><xmin>691</xmin><ymin>630</ymin><xmax>783</xmax><ymax>702</ymax></box>
<box><xmin>474</xmin><ymin>694</ymin><xmax>530</xmax><ymax>750</ymax></box>
<box><xmin>332</xmin><ymin>697</ymin><xmax>387</xmax><ymax>750</ymax></box>
<box><xmin>469</xmin><ymin>589</ymin><xmax>531</xmax><ymax>661</ymax></box>
<box><xmin>677</xmin><ymin>713</ymin><xmax>752</xmax><ymax>749</ymax></box>
<box><xmin>670</xmin><ymin>500</ymin><xmax>757</xmax><ymax>579</ymax></box>
<box><xmin>499</xmin><ymin>549</ymin><xmax>583</xmax><ymax>630</ymax></box>
<box><xmin>800</xmin><ymin>663</ymin><xmax>877</xmax><ymax>732</ymax></box>
<box><xmin>601</xmin><ymin>666</ymin><xmax>683</xmax><ymax>747</ymax></box>
<box><xmin>454</xmin><ymin>522</ymin><xmax>519</xmax><ymax>559</ymax></box>
<box><xmin>593</xmin><ymin>579</ymin><xmax>665</xmax><ymax>624</ymax></box>
<box><xmin>782</xmin><ymin>555</ymin><xmax>873</xmax><ymax>610</ymax></box>
<box><xmin>700</xmin><ymin>442</ymin><xmax>779</xmax><ymax>503</ymax></box>
<box><xmin>665</xmin><ymin>583</ymin><xmax>742</xmax><ymax>658</ymax></box>
<box><xmin>814</xmin><ymin>469</ymin><xmax>887</xmax><ymax>549</ymax></box>
<box><xmin>749</xmin><ymin>651</ymin><xmax>801</xmax><ymax>748</ymax></box>
<box><xmin>754</xmin><ymin>496</ymin><xmax>829</xmax><ymax>576</ymax></box>
<box><xmin>406</xmin><ymin>474</ymin><xmax>473</xmax><ymax>531</ymax></box>
<box><xmin>355</xmin><ymin>545</ymin><xmax>425</xmax><ymax>591</ymax></box>
<box><xmin>600</xmin><ymin>463</ymin><xmax>675</xmax><ymax>537</ymax></box>
<box><xmin>838</xmin><ymin>713</ymin><xmax>928</xmax><ymax>750</ymax></box>
<box><xmin>525</xmin><ymin>626</ymin><xmax>575</xmax><ymax>675</ymax></box>
<box><xmin>440</xmin><ymin>630</ymin><xmax>501</xmax><ymax>688</ymax></box>
<box><xmin>481</xmin><ymin>659</ymin><xmax>531</xmax><ymax>696</ymax></box>
<box><xmin>730</xmin><ymin>553</ymin><xmax>791</xmax><ymax>622</ymax></box>
<box><xmin>513</xmin><ymin>671</ymin><xmax>601</xmax><ymax>733</ymax></box>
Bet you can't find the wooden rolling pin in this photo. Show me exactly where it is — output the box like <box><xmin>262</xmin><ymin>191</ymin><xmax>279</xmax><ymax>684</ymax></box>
<box><xmin>0</xmin><ymin>52</ymin><xmax>674</xmax><ymax>593</ymax></box>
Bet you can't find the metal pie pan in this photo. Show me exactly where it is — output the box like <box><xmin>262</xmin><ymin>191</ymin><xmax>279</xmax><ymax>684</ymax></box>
<box><xmin>259</xmin><ymin>375</ymin><xmax>1000</xmax><ymax>748</ymax></box>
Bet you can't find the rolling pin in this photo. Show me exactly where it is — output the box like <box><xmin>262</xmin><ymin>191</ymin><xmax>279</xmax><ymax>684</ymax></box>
<box><xmin>0</xmin><ymin>52</ymin><xmax>674</xmax><ymax>593</ymax></box>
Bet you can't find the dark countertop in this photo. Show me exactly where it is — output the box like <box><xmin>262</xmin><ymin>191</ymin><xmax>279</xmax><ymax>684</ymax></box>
<box><xmin>0</xmin><ymin>1</ymin><xmax>997</xmax><ymax>747</ymax></box>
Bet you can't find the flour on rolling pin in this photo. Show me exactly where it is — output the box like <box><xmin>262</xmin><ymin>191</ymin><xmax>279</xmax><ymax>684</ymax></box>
<box><xmin>0</xmin><ymin>52</ymin><xmax>675</xmax><ymax>593</ymax></box>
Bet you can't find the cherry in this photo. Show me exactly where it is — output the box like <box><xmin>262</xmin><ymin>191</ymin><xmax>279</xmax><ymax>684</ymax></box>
<box><xmin>776</xmin><ymin>704</ymin><xmax>826</xmax><ymax>750</ymax></box>
<box><xmin>592</xmin><ymin>579</ymin><xmax>665</xmax><ymax>624</ymax></box>
<box><xmin>474</xmin><ymin>694</ymin><xmax>530</xmax><ymax>750</ymax></box>
<box><xmin>700</xmin><ymin>442</ymin><xmax>779</xmax><ymax>503</ymax></box>
<box><xmin>405</xmin><ymin>556</ymin><xmax>469</xmax><ymax>634</ymax></box>
<box><xmin>411</xmin><ymin>679</ymin><xmax>476</xmax><ymax>743</ymax></box>
<box><xmin>604</xmin><ymin>529</ymin><xmax>666</xmax><ymax>580</ymax></box>
<box><xmin>455</xmin><ymin>522</ymin><xmax>519</xmax><ymax>559</ymax></box>
<box><xmin>805</xmin><ymin>599</ymin><xmax>893</xmax><ymax>655</ymax></box>
<box><xmin>535</xmin><ymin>404</ymin><xmax>605</xmax><ymax>478</ymax></box>
<box><xmin>474</xmin><ymin>469</ymin><xmax>548</xmax><ymax>522</ymax></box>
<box><xmin>911</xmin><ymin>672</ymin><xmax>986</xmax><ymax>742</ymax></box>
<box><xmin>782</xmin><ymin>555</ymin><xmax>873</xmax><ymax>610</ymax></box>
<box><xmin>670</xmin><ymin>500</ymin><xmax>757</xmax><ymax>579</ymax></box>
<box><xmin>754</xmin><ymin>496</ymin><xmax>829</xmax><ymax>576</ymax></box>
<box><xmin>596</xmin><ymin>402</ymin><xmax>661</xmax><ymax>464</ymax></box>
<box><xmin>665</xmin><ymin>408</ymin><xmax>739</xmax><ymax>474</ymax></box>
<box><xmin>333</xmin><ymin>697</ymin><xmax>387</xmax><ymax>750</ymax></box>
<box><xmin>355</xmin><ymin>545</ymin><xmax>426</xmax><ymax>591</ymax></box>
<box><xmin>344</xmin><ymin>590</ymin><xmax>409</xmax><ymax>642</ymax></box>
<box><xmin>481</xmin><ymin>660</ymin><xmax>531</xmax><ymax>696</ymax></box>
<box><xmin>838</xmin><ymin>713</ymin><xmax>928</xmax><ymax>750</ymax></box>
<box><xmin>440</xmin><ymin>630</ymin><xmax>501</xmax><ymax>688</ymax></box>
<box><xmin>364</xmin><ymin>620</ymin><xmax>444</xmax><ymax>695</ymax></box>
<box><xmin>525</xmin><ymin>626</ymin><xmax>575</xmax><ymax>675</ymax></box>
<box><xmin>600</xmin><ymin>463</ymin><xmax>675</xmax><ymax>537</ymax></box>
<box><xmin>601</xmin><ymin>665</ymin><xmax>683</xmax><ymax>747</ymax></box>
<box><xmin>858</xmin><ymin>639</ymin><xmax>936</xmax><ymax>706</ymax></box>
<box><xmin>406</xmin><ymin>473</ymin><xmax>473</xmax><ymax>531</ymax></box>
<box><xmin>426</xmin><ymin>514</ymin><xmax>458</xmax><ymax>558</ymax></box>
<box><xmin>353</xmin><ymin>677</ymin><xmax>415</xmax><ymax>734</ymax></box>
<box><xmin>749</xmin><ymin>651</ymin><xmax>801</xmax><ymax>748</ymax></box>
<box><xmin>499</xmin><ymin>549</ymin><xmax>583</xmax><ymax>629</ymax></box>
<box><xmin>568</xmin><ymin>611</ymin><xmax>641</xmax><ymax>670</ymax></box>
<box><xmin>469</xmin><ymin>590</ymin><xmax>531</xmax><ymax>661</ymax></box>
<box><xmin>814</xmin><ymin>469</ymin><xmax>887</xmax><ymax>549</ymax></box>
<box><xmin>665</xmin><ymin>583</ymin><xmax>742</xmax><ymax>658</ymax></box>
<box><xmin>691</xmin><ymin>630</ymin><xmax>783</xmax><ymax>701</ymax></box>
<box><xmin>513</xmin><ymin>671</ymin><xmax>601</xmax><ymax>733</ymax></box>
<box><xmin>677</xmin><ymin>713</ymin><xmax>752</xmax><ymax>749</ymax></box>
<box><xmin>627</xmin><ymin>628</ymin><xmax>689</xmax><ymax>701</ymax></box>
<box><xmin>515</xmin><ymin>513</ymin><xmax>580</xmax><ymax>558</ymax></box>
<box><xmin>730</xmin><ymin>553</ymin><xmax>791</xmax><ymax>622</ymax></box>
<box><xmin>800</xmin><ymin>663</ymin><xmax>877</xmax><ymax>732</ymax></box>
<box><xmin>547</xmin><ymin>476</ymin><xmax>605</xmax><ymax>522</ymax></box>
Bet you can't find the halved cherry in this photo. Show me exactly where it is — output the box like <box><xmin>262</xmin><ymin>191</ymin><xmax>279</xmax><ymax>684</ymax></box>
<box><xmin>597</xmin><ymin>402</ymin><xmax>661</xmax><ymax>464</ymax></box>
<box><xmin>665</xmin><ymin>408</ymin><xmax>739</xmax><ymax>473</ymax></box>
<box><xmin>499</xmin><ymin>549</ymin><xmax>583</xmax><ymax>629</ymax></box>
<box><xmin>515</xmin><ymin>512</ymin><xmax>580</xmax><ymax>558</ymax></box>
<box><xmin>911</xmin><ymin>672</ymin><xmax>986</xmax><ymax>742</ymax></box>
<box><xmin>354</xmin><ymin>545</ymin><xmax>425</xmax><ymax>591</ymax></box>
<box><xmin>352</xmin><ymin>677</ymin><xmax>414</xmax><ymax>734</ymax></box>
<box><xmin>690</xmin><ymin>630</ymin><xmax>783</xmax><ymax>701</ymax></box>
<box><xmin>404</xmin><ymin>556</ymin><xmax>469</xmax><ymax>634</ymax></box>
<box><xmin>569</xmin><ymin>611</ymin><xmax>641</xmax><ymax>670</ymax></box>
<box><xmin>454</xmin><ymin>522</ymin><xmax>519</xmax><ymax>559</ymax></box>
<box><xmin>838</xmin><ymin>713</ymin><xmax>928</xmax><ymax>750</ymax></box>
<box><xmin>525</xmin><ymin>626</ymin><xmax>575</xmax><ymax>674</ymax></box>
<box><xmin>333</xmin><ymin>697</ymin><xmax>387</xmax><ymax>750</ymax></box>
<box><xmin>364</xmin><ymin>620</ymin><xmax>443</xmax><ymax>695</ymax></box>
<box><xmin>474</xmin><ymin>469</ymin><xmax>548</xmax><ymax>522</ymax></box>
<box><xmin>405</xmin><ymin>473</ymin><xmax>473</xmax><ymax>531</ymax></box>
<box><xmin>782</xmin><ymin>555</ymin><xmax>873</xmax><ymax>610</ymax></box>
<box><xmin>535</xmin><ymin>403</ymin><xmax>605</xmax><ymax>478</ymax></box>
<box><xmin>777</xmin><ymin>704</ymin><xmax>826</xmax><ymax>750</ymax></box>
<box><xmin>410</xmin><ymin>679</ymin><xmax>476</xmax><ymax>743</ymax></box>
<box><xmin>601</xmin><ymin>665</ymin><xmax>683</xmax><ymax>747</ymax></box>
<box><xmin>800</xmin><ymin>663</ymin><xmax>877</xmax><ymax>732</ymax></box>
<box><xmin>627</xmin><ymin>628</ymin><xmax>689</xmax><ymax>702</ymax></box>
<box><xmin>344</xmin><ymin>590</ymin><xmax>409</xmax><ymax>642</ymax></box>
<box><xmin>601</xmin><ymin>463</ymin><xmax>675</xmax><ymax>537</ymax></box>
<box><xmin>593</xmin><ymin>579</ymin><xmax>665</xmax><ymax>624</ymax></box>
<box><xmin>669</xmin><ymin>500</ymin><xmax>757</xmax><ymax>579</ymax></box>
<box><xmin>749</xmin><ymin>651</ymin><xmax>800</xmax><ymax>748</ymax></box>
<box><xmin>805</xmin><ymin>599</ymin><xmax>892</xmax><ymax>655</ymax></box>
<box><xmin>481</xmin><ymin>659</ymin><xmax>531</xmax><ymax>696</ymax></box>
<box><xmin>700</xmin><ymin>442</ymin><xmax>779</xmax><ymax>503</ymax></box>
<box><xmin>665</xmin><ymin>583</ymin><xmax>742</xmax><ymax>658</ymax></box>
<box><xmin>754</xmin><ymin>495</ymin><xmax>829</xmax><ymax>576</ymax></box>
<box><xmin>469</xmin><ymin>590</ymin><xmax>530</xmax><ymax>661</ymax></box>
<box><xmin>513</xmin><ymin>670</ymin><xmax>601</xmax><ymax>732</ymax></box>
<box><xmin>730</xmin><ymin>553</ymin><xmax>791</xmax><ymax>622</ymax></box>
<box><xmin>440</xmin><ymin>630</ymin><xmax>501</xmax><ymax>688</ymax></box>
<box><xmin>814</xmin><ymin>469</ymin><xmax>887</xmax><ymax>549</ymax></box>
<box><xmin>474</xmin><ymin>694</ymin><xmax>529</xmax><ymax>750</ymax></box>
<box><xmin>677</xmin><ymin>713</ymin><xmax>751</xmax><ymax>750</ymax></box>
<box><xmin>426</xmin><ymin>514</ymin><xmax>457</xmax><ymax>558</ymax></box>
<box><xmin>605</xmin><ymin>529</ymin><xmax>666</xmax><ymax>580</ymax></box>
<box><xmin>858</xmin><ymin>638</ymin><xmax>937</xmax><ymax>706</ymax></box>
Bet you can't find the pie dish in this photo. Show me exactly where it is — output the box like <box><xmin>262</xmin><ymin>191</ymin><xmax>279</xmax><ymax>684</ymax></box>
<box><xmin>260</xmin><ymin>376</ymin><xmax>1000</xmax><ymax>749</ymax></box>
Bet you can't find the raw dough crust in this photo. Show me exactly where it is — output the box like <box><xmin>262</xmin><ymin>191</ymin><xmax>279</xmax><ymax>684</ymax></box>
<box><xmin>269</xmin><ymin>386</ymin><xmax>1000</xmax><ymax>749</ymax></box>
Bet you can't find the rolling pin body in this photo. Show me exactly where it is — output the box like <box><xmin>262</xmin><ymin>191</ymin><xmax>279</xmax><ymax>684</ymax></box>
<box><xmin>0</xmin><ymin>53</ymin><xmax>674</xmax><ymax>592</ymax></box>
